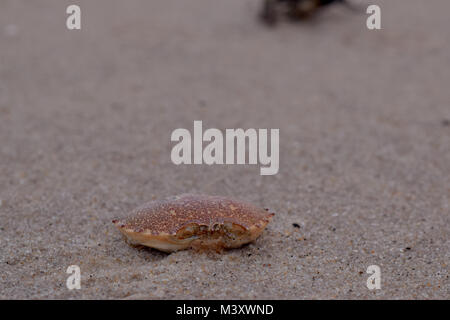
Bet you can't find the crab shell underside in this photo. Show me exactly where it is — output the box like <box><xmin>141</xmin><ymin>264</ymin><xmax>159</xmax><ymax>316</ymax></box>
<box><xmin>112</xmin><ymin>194</ymin><xmax>274</xmax><ymax>253</ymax></box>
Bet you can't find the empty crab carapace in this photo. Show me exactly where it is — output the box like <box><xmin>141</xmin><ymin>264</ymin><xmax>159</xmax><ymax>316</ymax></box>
<box><xmin>112</xmin><ymin>194</ymin><xmax>274</xmax><ymax>252</ymax></box>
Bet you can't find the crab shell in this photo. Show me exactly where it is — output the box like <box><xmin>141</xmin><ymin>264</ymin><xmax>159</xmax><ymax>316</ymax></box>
<box><xmin>112</xmin><ymin>194</ymin><xmax>274</xmax><ymax>253</ymax></box>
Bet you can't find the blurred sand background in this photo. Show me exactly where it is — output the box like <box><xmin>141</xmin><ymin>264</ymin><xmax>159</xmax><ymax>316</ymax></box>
<box><xmin>0</xmin><ymin>0</ymin><xmax>449</xmax><ymax>299</ymax></box>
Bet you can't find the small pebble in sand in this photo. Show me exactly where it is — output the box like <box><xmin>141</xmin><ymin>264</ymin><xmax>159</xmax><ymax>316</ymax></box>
<box><xmin>112</xmin><ymin>194</ymin><xmax>274</xmax><ymax>253</ymax></box>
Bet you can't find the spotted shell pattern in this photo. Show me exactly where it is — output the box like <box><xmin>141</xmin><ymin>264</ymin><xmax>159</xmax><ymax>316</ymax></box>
<box><xmin>113</xmin><ymin>194</ymin><xmax>274</xmax><ymax>252</ymax></box>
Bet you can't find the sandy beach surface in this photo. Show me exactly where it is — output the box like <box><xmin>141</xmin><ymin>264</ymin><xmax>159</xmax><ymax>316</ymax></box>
<box><xmin>0</xmin><ymin>0</ymin><xmax>449</xmax><ymax>299</ymax></box>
